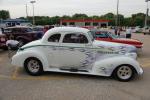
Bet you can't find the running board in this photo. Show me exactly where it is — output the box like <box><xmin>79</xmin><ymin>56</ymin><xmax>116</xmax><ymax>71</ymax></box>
<box><xmin>59</xmin><ymin>68</ymin><xmax>88</xmax><ymax>72</ymax></box>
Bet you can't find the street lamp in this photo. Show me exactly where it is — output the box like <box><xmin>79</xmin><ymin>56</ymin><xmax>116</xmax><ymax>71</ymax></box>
<box><xmin>26</xmin><ymin>4</ymin><xmax>29</xmax><ymax>19</ymax></box>
<box><xmin>145</xmin><ymin>0</ymin><xmax>150</xmax><ymax>27</ymax></box>
<box><xmin>30</xmin><ymin>0</ymin><xmax>36</xmax><ymax>25</ymax></box>
<box><xmin>116</xmin><ymin>0</ymin><xmax>119</xmax><ymax>27</ymax></box>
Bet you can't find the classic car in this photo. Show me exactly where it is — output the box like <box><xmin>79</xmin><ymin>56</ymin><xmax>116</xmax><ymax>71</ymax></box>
<box><xmin>91</xmin><ymin>30</ymin><xmax>143</xmax><ymax>48</ymax></box>
<box><xmin>11</xmin><ymin>27</ymin><xmax>143</xmax><ymax>81</ymax></box>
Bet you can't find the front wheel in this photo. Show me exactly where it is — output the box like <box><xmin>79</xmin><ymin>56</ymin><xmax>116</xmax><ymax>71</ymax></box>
<box><xmin>113</xmin><ymin>65</ymin><xmax>136</xmax><ymax>82</ymax></box>
<box><xmin>24</xmin><ymin>57</ymin><xmax>43</xmax><ymax>76</ymax></box>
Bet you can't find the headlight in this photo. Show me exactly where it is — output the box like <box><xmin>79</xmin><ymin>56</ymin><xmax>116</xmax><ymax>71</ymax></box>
<box><xmin>0</xmin><ymin>37</ymin><xmax>6</xmax><ymax>42</ymax></box>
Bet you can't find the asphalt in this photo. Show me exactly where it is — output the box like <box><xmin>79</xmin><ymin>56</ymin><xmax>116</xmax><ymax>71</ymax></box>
<box><xmin>0</xmin><ymin>33</ymin><xmax>150</xmax><ymax>100</ymax></box>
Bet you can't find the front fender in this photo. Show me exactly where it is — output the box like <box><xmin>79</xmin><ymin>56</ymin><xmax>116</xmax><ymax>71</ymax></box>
<box><xmin>92</xmin><ymin>56</ymin><xmax>143</xmax><ymax>76</ymax></box>
<box><xmin>11</xmin><ymin>49</ymin><xmax>49</xmax><ymax>71</ymax></box>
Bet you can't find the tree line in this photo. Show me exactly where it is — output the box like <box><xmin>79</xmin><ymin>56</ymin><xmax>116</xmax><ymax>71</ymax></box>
<box><xmin>0</xmin><ymin>10</ymin><xmax>150</xmax><ymax>27</ymax></box>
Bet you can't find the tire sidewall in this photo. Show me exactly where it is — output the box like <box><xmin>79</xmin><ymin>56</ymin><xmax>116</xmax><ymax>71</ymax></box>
<box><xmin>113</xmin><ymin>64</ymin><xmax>136</xmax><ymax>82</ymax></box>
<box><xmin>24</xmin><ymin>57</ymin><xmax>43</xmax><ymax>76</ymax></box>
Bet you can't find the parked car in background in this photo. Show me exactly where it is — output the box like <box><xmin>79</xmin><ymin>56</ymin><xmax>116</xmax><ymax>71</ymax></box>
<box><xmin>11</xmin><ymin>27</ymin><xmax>143</xmax><ymax>81</ymax></box>
<box><xmin>91</xmin><ymin>30</ymin><xmax>143</xmax><ymax>49</ymax></box>
<box><xmin>142</xmin><ymin>27</ymin><xmax>150</xmax><ymax>35</ymax></box>
<box><xmin>0</xmin><ymin>32</ymin><xmax>8</xmax><ymax>50</ymax></box>
<box><xmin>132</xmin><ymin>26</ymin><xmax>143</xmax><ymax>33</ymax></box>
<box><xmin>2</xmin><ymin>26</ymin><xmax>43</xmax><ymax>47</ymax></box>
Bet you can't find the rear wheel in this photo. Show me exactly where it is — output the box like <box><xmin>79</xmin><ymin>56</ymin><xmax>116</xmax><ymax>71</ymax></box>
<box><xmin>113</xmin><ymin>65</ymin><xmax>136</xmax><ymax>82</ymax></box>
<box><xmin>24</xmin><ymin>57</ymin><xmax>43</xmax><ymax>76</ymax></box>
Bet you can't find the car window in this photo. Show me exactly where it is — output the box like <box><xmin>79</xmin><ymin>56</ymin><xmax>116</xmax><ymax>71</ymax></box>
<box><xmin>63</xmin><ymin>33</ymin><xmax>88</xmax><ymax>44</ymax></box>
<box><xmin>88</xmin><ymin>31</ymin><xmax>94</xmax><ymax>41</ymax></box>
<box><xmin>108</xmin><ymin>32</ymin><xmax>118</xmax><ymax>38</ymax></box>
<box><xmin>48</xmin><ymin>34</ymin><xmax>61</xmax><ymax>42</ymax></box>
<box><xmin>96</xmin><ymin>32</ymin><xmax>108</xmax><ymax>38</ymax></box>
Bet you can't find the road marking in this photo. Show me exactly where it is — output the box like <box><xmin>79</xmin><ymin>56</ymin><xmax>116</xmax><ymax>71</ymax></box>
<box><xmin>0</xmin><ymin>73</ymin><xmax>67</xmax><ymax>80</ymax></box>
<box><xmin>12</xmin><ymin>67</ymin><xmax>19</xmax><ymax>80</ymax></box>
<box><xmin>142</xmin><ymin>63</ymin><xmax>150</xmax><ymax>67</ymax></box>
<box><xmin>11</xmin><ymin>76</ymin><xmax>67</xmax><ymax>80</ymax></box>
<box><xmin>0</xmin><ymin>75</ymin><xmax>11</xmax><ymax>79</ymax></box>
<box><xmin>8</xmin><ymin>67</ymin><xmax>67</xmax><ymax>80</ymax></box>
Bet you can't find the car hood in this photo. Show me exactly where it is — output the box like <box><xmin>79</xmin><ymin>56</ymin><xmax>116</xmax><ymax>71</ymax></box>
<box><xmin>93</xmin><ymin>40</ymin><xmax>137</xmax><ymax>53</ymax></box>
<box><xmin>21</xmin><ymin>40</ymin><xmax>42</xmax><ymax>49</ymax></box>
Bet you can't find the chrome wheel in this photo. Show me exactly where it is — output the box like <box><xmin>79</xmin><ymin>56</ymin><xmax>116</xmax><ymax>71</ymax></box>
<box><xmin>24</xmin><ymin>57</ymin><xmax>43</xmax><ymax>75</ymax></box>
<box><xmin>27</xmin><ymin>59</ymin><xmax>40</xmax><ymax>73</ymax></box>
<box><xmin>117</xmin><ymin>66</ymin><xmax>132</xmax><ymax>80</ymax></box>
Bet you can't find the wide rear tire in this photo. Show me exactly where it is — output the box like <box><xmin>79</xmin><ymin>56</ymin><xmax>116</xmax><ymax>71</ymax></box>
<box><xmin>113</xmin><ymin>64</ymin><xmax>136</xmax><ymax>82</ymax></box>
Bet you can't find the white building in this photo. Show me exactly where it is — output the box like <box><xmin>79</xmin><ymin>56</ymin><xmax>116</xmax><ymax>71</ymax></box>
<box><xmin>60</xmin><ymin>19</ymin><xmax>110</xmax><ymax>27</ymax></box>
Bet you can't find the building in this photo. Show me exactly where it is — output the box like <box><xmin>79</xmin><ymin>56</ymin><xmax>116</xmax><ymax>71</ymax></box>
<box><xmin>0</xmin><ymin>19</ymin><xmax>31</xmax><ymax>28</ymax></box>
<box><xmin>60</xmin><ymin>19</ymin><xmax>110</xmax><ymax>27</ymax></box>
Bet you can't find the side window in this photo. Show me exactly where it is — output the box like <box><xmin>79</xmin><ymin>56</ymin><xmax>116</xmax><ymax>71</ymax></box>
<box><xmin>48</xmin><ymin>34</ymin><xmax>61</xmax><ymax>42</ymax></box>
<box><xmin>96</xmin><ymin>32</ymin><xmax>108</xmax><ymax>38</ymax></box>
<box><xmin>63</xmin><ymin>33</ymin><xmax>88</xmax><ymax>44</ymax></box>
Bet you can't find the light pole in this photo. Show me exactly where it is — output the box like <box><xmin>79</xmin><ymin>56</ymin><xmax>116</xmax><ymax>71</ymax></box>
<box><xmin>145</xmin><ymin>0</ymin><xmax>149</xmax><ymax>27</ymax></box>
<box><xmin>116</xmin><ymin>0</ymin><xmax>119</xmax><ymax>27</ymax></box>
<box><xmin>30</xmin><ymin>0</ymin><xmax>36</xmax><ymax>25</ymax></box>
<box><xmin>26</xmin><ymin>4</ymin><xmax>29</xmax><ymax>19</ymax></box>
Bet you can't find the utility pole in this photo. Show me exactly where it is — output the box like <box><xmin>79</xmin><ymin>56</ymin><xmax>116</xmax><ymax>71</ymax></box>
<box><xmin>116</xmin><ymin>0</ymin><xmax>119</xmax><ymax>27</ymax></box>
<box><xmin>30</xmin><ymin>1</ymin><xmax>36</xmax><ymax>25</ymax></box>
<box><xmin>145</xmin><ymin>0</ymin><xmax>149</xmax><ymax>27</ymax></box>
<box><xmin>26</xmin><ymin>4</ymin><xmax>28</xmax><ymax>19</ymax></box>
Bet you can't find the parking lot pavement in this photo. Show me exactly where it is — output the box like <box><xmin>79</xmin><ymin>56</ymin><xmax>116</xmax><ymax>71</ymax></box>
<box><xmin>0</xmin><ymin>33</ymin><xmax>150</xmax><ymax>100</ymax></box>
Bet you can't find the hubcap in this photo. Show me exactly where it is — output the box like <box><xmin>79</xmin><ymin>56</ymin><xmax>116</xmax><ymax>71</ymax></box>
<box><xmin>27</xmin><ymin>60</ymin><xmax>40</xmax><ymax>73</ymax></box>
<box><xmin>117</xmin><ymin>66</ymin><xmax>132</xmax><ymax>80</ymax></box>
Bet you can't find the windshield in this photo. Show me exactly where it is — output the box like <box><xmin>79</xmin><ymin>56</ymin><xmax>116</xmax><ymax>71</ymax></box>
<box><xmin>107</xmin><ymin>32</ymin><xmax>118</xmax><ymax>39</ymax></box>
<box><xmin>88</xmin><ymin>31</ymin><xmax>94</xmax><ymax>41</ymax></box>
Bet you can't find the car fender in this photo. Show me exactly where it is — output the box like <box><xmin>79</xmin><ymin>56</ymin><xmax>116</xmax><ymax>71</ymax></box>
<box><xmin>92</xmin><ymin>56</ymin><xmax>143</xmax><ymax>76</ymax></box>
<box><xmin>12</xmin><ymin>49</ymin><xmax>49</xmax><ymax>71</ymax></box>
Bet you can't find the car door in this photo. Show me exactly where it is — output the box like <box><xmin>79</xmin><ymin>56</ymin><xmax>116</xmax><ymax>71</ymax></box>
<box><xmin>59</xmin><ymin>32</ymin><xmax>95</xmax><ymax>70</ymax></box>
<box><xmin>43</xmin><ymin>33</ymin><xmax>62</xmax><ymax>67</ymax></box>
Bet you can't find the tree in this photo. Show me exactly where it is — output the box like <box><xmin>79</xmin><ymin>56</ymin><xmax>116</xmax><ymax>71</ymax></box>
<box><xmin>61</xmin><ymin>15</ymin><xmax>71</xmax><ymax>19</ymax></box>
<box><xmin>131</xmin><ymin>13</ymin><xmax>145</xmax><ymax>27</ymax></box>
<box><xmin>100</xmin><ymin>13</ymin><xmax>116</xmax><ymax>26</ymax></box>
<box><xmin>72</xmin><ymin>14</ymin><xmax>88</xmax><ymax>19</ymax></box>
<box><xmin>0</xmin><ymin>10</ymin><xmax>10</xmax><ymax>19</ymax></box>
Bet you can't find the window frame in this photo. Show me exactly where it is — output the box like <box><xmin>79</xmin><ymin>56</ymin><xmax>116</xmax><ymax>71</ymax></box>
<box><xmin>62</xmin><ymin>33</ymin><xmax>89</xmax><ymax>44</ymax></box>
<box><xmin>96</xmin><ymin>32</ymin><xmax>109</xmax><ymax>38</ymax></box>
<box><xmin>47</xmin><ymin>33</ymin><xmax>61</xmax><ymax>43</ymax></box>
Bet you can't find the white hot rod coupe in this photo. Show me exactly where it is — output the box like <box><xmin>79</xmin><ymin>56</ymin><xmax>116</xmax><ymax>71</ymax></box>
<box><xmin>11</xmin><ymin>27</ymin><xmax>143</xmax><ymax>81</ymax></box>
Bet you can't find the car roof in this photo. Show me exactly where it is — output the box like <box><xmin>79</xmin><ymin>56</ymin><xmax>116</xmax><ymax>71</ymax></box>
<box><xmin>41</xmin><ymin>27</ymin><xmax>91</xmax><ymax>43</ymax></box>
<box><xmin>5</xmin><ymin>26</ymin><xmax>30</xmax><ymax>29</ymax></box>
<box><xmin>46</xmin><ymin>27</ymin><xmax>90</xmax><ymax>34</ymax></box>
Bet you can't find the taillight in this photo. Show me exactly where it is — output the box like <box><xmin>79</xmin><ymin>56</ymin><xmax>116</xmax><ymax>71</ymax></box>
<box><xmin>0</xmin><ymin>37</ymin><xmax>6</xmax><ymax>42</ymax></box>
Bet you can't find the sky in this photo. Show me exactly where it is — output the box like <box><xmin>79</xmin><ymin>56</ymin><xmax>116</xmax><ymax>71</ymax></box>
<box><xmin>0</xmin><ymin>0</ymin><xmax>149</xmax><ymax>18</ymax></box>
